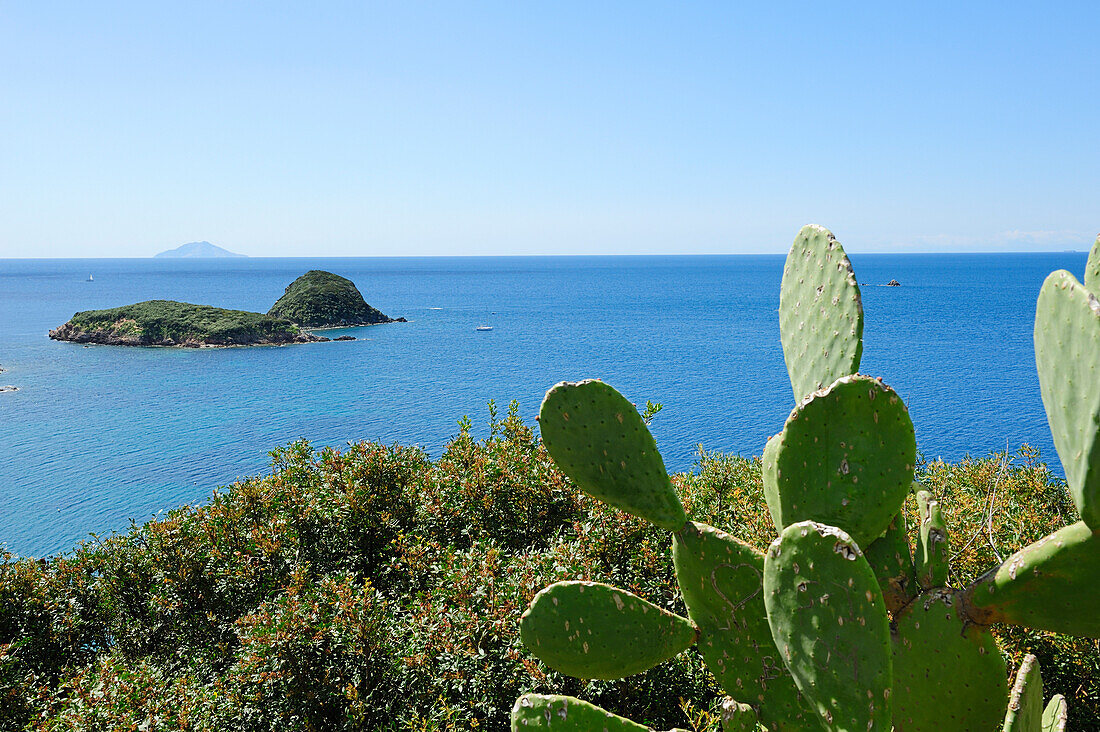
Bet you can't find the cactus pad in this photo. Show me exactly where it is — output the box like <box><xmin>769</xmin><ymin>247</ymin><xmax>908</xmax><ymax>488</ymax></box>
<box><xmin>914</xmin><ymin>490</ymin><xmax>949</xmax><ymax>589</ymax></box>
<box><xmin>1042</xmin><ymin>695</ymin><xmax>1068</xmax><ymax>731</ymax></box>
<box><xmin>519</xmin><ymin>580</ymin><xmax>696</xmax><ymax>679</ymax></box>
<box><xmin>511</xmin><ymin>694</ymin><xmax>648</xmax><ymax>731</ymax></box>
<box><xmin>761</xmin><ymin>432</ymin><xmax>784</xmax><ymax>532</ymax></box>
<box><xmin>672</xmin><ymin>522</ymin><xmax>815</xmax><ymax>731</ymax></box>
<box><xmin>891</xmin><ymin>590</ymin><xmax>1008</xmax><ymax>731</ymax></box>
<box><xmin>719</xmin><ymin>698</ymin><xmax>760</xmax><ymax>732</ymax></box>
<box><xmin>779</xmin><ymin>224</ymin><xmax>863</xmax><ymax>403</ymax></box>
<box><xmin>1034</xmin><ymin>270</ymin><xmax>1100</xmax><ymax>528</ymax></box>
<box><xmin>539</xmin><ymin>379</ymin><xmax>686</xmax><ymax>530</ymax></box>
<box><xmin>1003</xmin><ymin>654</ymin><xmax>1043</xmax><ymax>732</ymax></box>
<box><xmin>1085</xmin><ymin>233</ymin><xmax>1100</xmax><ymax>293</ymax></box>
<box><xmin>964</xmin><ymin>520</ymin><xmax>1100</xmax><ymax>637</ymax></box>
<box><xmin>762</xmin><ymin>374</ymin><xmax>916</xmax><ymax>548</ymax></box>
<box><xmin>764</xmin><ymin>521</ymin><xmax>892</xmax><ymax>732</ymax></box>
<box><xmin>863</xmin><ymin>510</ymin><xmax>916</xmax><ymax>613</ymax></box>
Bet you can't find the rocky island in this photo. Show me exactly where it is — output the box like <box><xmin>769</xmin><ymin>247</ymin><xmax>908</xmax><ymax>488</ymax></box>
<box><xmin>49</xmin><ymin>270</ymin><xmax>404</xmax><ymax>348</ymax></box>
<box><xmin>268</xmin><ymin>270</ymin><xmax>406</xmax><ymax>327</ymax></box>
<box><xmin>49</xmin><ymin>301</ymin><xmax>324</xmax><ymax>347</ymax></box>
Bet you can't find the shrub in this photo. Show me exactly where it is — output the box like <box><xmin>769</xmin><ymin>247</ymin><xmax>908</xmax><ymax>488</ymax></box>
<box><xmin>2</xmin><ymin>420</ymin><xmax>1096</xmax><ymax>730</ymax></box>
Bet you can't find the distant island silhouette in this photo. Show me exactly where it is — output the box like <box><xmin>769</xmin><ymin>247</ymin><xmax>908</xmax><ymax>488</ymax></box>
<box><xmin>154</xmin><ymin>241</ymin><xmax>246</xmax><ymax>258</ymax></box>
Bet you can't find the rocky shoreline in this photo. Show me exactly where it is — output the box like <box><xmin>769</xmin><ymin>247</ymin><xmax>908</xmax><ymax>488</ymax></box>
<box><xmin>48</xmin><ymin>321</ymin><xmax>328</xmax><ymax>347</ymax></box>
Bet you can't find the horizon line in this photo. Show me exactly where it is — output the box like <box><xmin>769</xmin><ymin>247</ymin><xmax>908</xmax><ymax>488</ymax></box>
<box><xmin>0</xmin><ymin>250</ymin><xmax>1088</xmax><ymax>261</ymax></box>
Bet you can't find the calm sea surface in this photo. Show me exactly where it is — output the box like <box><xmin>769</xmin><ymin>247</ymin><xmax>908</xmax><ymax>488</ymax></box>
<box><xmin>0</xmin><ymin>253</ymin><xmax>1084</xmax><ymax>557</ymax></box>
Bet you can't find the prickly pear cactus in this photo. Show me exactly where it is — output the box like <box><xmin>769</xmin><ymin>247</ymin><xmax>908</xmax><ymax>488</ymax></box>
<box><xmin>719</xmin><ymin>698</ymin><xmax>760</xmax><ymax>732</ymax></box>
<box><xmin>512</xmin><ymin>694</ymin><xmax>650</xmax><ymax>730</ymax></box>
<box><xmin>511</xmin><ymin>225</ymin><xmax>1100</xmax><ymax>732</ymax></box>
<box><xmin>913</xmin><ymin>490</ymin><xmax>949</xmax><ymax>589</ymax></box>
<box><xmin>519</xmin><ymin>581</ymin><xmax>697</xmax><ymax>679</ymax></box>
<box><xmin>763</xmin><ymin>521</ymin><xmax>892</xmax><ymax>732</ymax></box>
<box><xmin>862</xmin><ymin>510</ymin><xmax>916</xmax><ymax>613</ymax></box>
<box><xmin>1085</xmin><ymin>233</ymin><xmax>1100</xmax><ymax>293</ymax></box>
<box><xmin>1044</xmin><ymin>695</ymin><xmax>1069</xmax><ymax>731</ymax></box>
<box><xmin>672</xmin><ymin>521</ymin><xmax>815</xmax><ymax>731</ymax></box>
<box><xmin>1003</xmin><ymin>654</ymin><xmax>1043</xmax><ymax>732</ymax></box>
<box><xmin>762</xmin><ymin>374</ymin><xmax>916</xmax><ymax>548</ymax></box>
<box><xmin>891</xmin><ymin>589</ymin><xmax>1007</xmax><ymax>730</ymax></box>
<box><xmin>964</xmin><ymin>520</ymin><xmax>1100</xmax><ymax>637</ymax></box>
<box><xmin>1034</xmin><ymin>269</ymin><xmax>1100</xmax><ymax>529</ymax></box>
<box><xmin>539</xmin><ymin>379</ymin><xmax>686</xmax><ymax>530</ymax></box>
<box><xmin>779</xmin><ymin>224</ymin><xmax>863</xmax><ymax>403</ymax></box>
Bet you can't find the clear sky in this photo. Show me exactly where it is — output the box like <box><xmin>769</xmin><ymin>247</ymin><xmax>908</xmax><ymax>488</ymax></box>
<box><xmin>1</xmin><ymin>2</ymin><xmax>1097</xmax><ymax>257</ymax></box>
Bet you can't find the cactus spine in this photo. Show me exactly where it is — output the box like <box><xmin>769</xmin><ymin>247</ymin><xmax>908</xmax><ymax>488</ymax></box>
<box><xmin>511</xmin><ymin>225</ymin><xmax>1100</xmax><ymax>731</ymax></box>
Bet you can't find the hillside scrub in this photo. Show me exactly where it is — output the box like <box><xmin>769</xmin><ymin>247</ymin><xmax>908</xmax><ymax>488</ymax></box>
<box><xmin>2</xmin><ymin>406</ymin><xmax>1097</xmax><ymax>731</ymax></box>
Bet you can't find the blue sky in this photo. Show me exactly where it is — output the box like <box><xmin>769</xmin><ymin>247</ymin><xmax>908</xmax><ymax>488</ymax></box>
<box><xmin>1</xmin><ymin>2</ymin><xmax>1097</xmax><ymax>257</ymax></box>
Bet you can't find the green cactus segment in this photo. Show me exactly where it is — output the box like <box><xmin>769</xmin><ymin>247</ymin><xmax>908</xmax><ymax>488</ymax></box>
<box><xmin>1034</xmin><ymin>270</ymin><xmax>1100</xmax><ymax>529</ymax></box>
<box><xmin>863</xmin><ymin>511</ymin><xmax>916</xmax><ymax>613</ymax></box>
<box><xmin>673</xmin><ymin>522</ymin><xmax>815</xmax><ymax>732</ymax></box>
<box><xmin>761</xmin><ymin>432</ymin><xmax>784</xmax><ymax>531</ymax></box>
<box><xmin>964</xmin><ymin>520</ymin><xmax>1100</xmax><ymax>637</ymax></box>
<box><xmin>914</xmin><ymin>491</ymin><xmax>949</xmax><ymax>589</ymax></box>
<box><xmin>720</xmin><ymin>698</ymin><xmax>761</xmax><ymax>732</ymax></box>
<box><xmin>763</xmin><ymin>521</ymin><xmax>892</xmax><ymax>732</ymax></box>
<box><xmin>763</xmin><ymin>374</ymin><xmax>916</xmax><ymax>548</ymax></box>
<box><xmin>891</xmin><ymin>590</ymin><xmax>1008</xmax><ymax>731</ymax></box>
<box><xmin>1085</xmin><ymin>233</ymin><xmax>1100</xmax><ymax>292</ymax></box>
<box><xmin>1002</xmin><ymin>654</ymin><xmax>1043</xmax><ymax>732</ymax></box>
<box><xmin>779</xmin><ymin>224</ymin><xmax>864</xmax><ymax>403</ymax></box>
<box><xmin>538</xmin><ymin>379</ymin><xmax>686</xmax><ymax>530</ymax></box>
<box><xmin>519</xmin><ymin>580</ymin><xmax>696</xmax><ymax>679</ymax></box>
<box><xmin>510</xmin><ymin>694</ymin><xmax>650</xmax><ymax>731</ymax></box>
<box><xmin>1042</xmin><ymin>695</ymin><xmax>1068</xmax><ymax>732</ymax></box>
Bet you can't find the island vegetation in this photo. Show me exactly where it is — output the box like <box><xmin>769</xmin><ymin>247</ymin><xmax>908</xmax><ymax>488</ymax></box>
<box><xmin>48</xmin><ymin>300</ymin><xmax>323</xmax><ymax>347</ymax></box>
<box><xmin>49</xmin><ymin>270</ymin><xmax>403</xmax><ymax>347</ymax></box>
<box><xmin>268</xmin><ymin>270</ymin><xmax>403</xmax><ymax>327</ymax></box>
<box><xmin>0</xmin><ymin>407</ymin><xmax>1096</xmax><ymax>731</ymax></box>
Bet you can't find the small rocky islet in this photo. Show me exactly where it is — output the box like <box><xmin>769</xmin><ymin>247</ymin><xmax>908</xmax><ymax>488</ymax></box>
<box><xmin>49</xmin><ymin>270</ymin><xmax>404</xmax><ymax>348</ymax></box>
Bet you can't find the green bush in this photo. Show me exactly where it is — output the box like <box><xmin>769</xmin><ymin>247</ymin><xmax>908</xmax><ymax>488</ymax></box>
<box><xmin>2</xmin><ymin>411</ymin><xmax>1097</xmax><ymax>730</ymax></box>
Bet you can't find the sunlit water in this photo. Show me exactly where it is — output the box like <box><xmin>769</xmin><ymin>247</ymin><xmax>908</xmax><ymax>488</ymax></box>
<box><xmin>0</xmin><ymin>253</ymin><xmax>1082</xmax><ymax>556</ymax></box>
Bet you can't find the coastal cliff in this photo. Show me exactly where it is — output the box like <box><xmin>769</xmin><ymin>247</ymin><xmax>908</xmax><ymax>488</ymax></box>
<box><xmin>49</xmin><ymin>301</ymin><xmax>326</xmax><ymax>347</ymax></box>
<box><xmin>268</xmin><ymin>270</ymin><xmax>403</xmax><ymax>327</ymax></box>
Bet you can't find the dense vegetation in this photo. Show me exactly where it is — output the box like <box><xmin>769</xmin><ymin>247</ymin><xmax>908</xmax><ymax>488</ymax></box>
<box><xmin>49</xmin><ymin>300</ymin><xmax>318</xmax><ymax>347</ymax></box>
<box><xmin>2</xmin><ymin>406</ymin><xmax>1097</xmax><ymax>731</ymax></box>
<box><xmin>268</xmin><ymin>270</ymin><xmax>396</xmax><ymax>327</ymax></box>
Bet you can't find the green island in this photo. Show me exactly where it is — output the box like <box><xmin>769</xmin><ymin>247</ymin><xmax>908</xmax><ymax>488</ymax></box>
<box><xmin>269</xmin><ymin>270</ymin><xmax>405</xmax><ymax>327</ymax></box>
<box><xmin>48</xmin><ymin>270</ymin><xmax>402</xmax><ymax>347</ymax></box>
<box><xmin>48</xmin><ymin>300</ymin><xmax>321</xmax><ymax>347</ymax></box>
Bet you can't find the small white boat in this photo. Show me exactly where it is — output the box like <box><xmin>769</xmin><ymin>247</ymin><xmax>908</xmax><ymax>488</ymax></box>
<box><xmin>86</xmin><ymin>275</ymin><xmax>94</xmax><ymax>282</ymax></box>
<box><xmin>475</xmin><ymin>325</ymin><xmax>493</xmax><ymax>331</ymax></box>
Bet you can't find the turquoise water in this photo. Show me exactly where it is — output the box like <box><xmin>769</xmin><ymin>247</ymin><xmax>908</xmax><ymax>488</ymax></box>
<box><xmin>0</xmin><ymin>253</ymin><xmax>1084</xmax><ymax>557</ymax></box>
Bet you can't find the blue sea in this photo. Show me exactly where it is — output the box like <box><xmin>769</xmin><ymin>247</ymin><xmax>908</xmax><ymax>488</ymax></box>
<box><xmin>0</xmin><ymin>253</ymin><xmax>1084</xmax><ymax>557</ymax></box>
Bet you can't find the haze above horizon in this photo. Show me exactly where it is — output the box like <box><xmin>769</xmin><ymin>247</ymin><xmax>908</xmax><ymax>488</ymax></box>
<box><xmin>2</xmin><ymin>2</ymin><xmax>1097</xmax><ymax>258</ymax></box>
